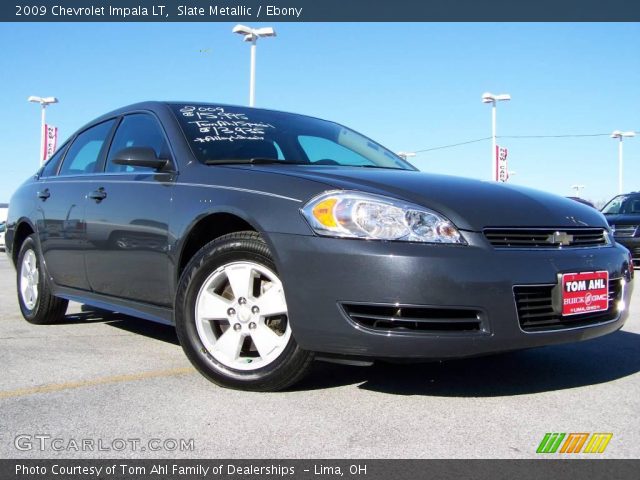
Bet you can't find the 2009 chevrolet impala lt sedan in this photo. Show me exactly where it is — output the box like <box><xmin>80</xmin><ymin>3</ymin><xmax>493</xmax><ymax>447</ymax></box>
<box><xmin>6</xmin><ymin>102</ymin><xmax>635</xmax><ymax>390</ymax></box>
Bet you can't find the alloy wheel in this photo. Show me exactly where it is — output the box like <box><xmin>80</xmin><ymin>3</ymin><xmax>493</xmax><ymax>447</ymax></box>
<box><xmin>194</xmin><ymin>261</ymin><xmax>291</xmax><ymax>371</ymax></box>
<box><xmin>20</xmin><ymin>249</ymin><xmax>39</xmax><ymax>310</ymax></box>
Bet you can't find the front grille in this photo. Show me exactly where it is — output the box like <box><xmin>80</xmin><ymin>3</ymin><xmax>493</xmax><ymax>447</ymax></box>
<box><xmin>342</xmin><ymin>303</ymin><xmax>484</xmax><ymax>334</ymax></box>
<box><xmin>484</xmin><ymin>228</ymin><xmax>608</xmax><ymax>248</ymax></box>
<box><xmin>613</xmin><ymin>225</ymin><xmax>638</xmax><ymax>238</ymax></box>
<box><xmin>514</xmin><ymin>279</ymin><xmax>622</xmax><ymax>332</ymax></box>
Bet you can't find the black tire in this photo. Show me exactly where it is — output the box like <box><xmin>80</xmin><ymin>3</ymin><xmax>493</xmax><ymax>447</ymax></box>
<box><xmin>17</xmin><ymin>234</ymin><xmax>68</xmax><ymax>324</ymax></box>
<box><xmin>175</xmin><ymin>231</ymin><xmax>314</xmax><ymax>391</ymax></box>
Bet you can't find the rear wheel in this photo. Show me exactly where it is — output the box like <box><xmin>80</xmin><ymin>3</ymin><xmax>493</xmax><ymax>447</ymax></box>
<box><xmin>175</xmin><ymin>232</ymin><xmax>313</xmax><ymax>391</ymax></box>
<box><xmin>17</xmin><ymin>234</ymin><xmax>68</xmax><ymax>324</ymax></box>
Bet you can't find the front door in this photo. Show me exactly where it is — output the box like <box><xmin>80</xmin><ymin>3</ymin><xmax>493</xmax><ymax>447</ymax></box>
<box><xmin>84</xmin><ymin>113</ymin><xmax>175</xmax><ymax>306</ymax></box>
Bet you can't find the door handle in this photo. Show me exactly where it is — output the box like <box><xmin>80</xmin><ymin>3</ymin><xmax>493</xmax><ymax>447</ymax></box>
<box><xmin>89</xmin><ymin>188</ymin><xmax>107</xmax><ymax>202</ymax></box>
<box><xmin>37</xmin><ymin>189</ymin><xmax>50</xmax><ymax>200</ymax></box>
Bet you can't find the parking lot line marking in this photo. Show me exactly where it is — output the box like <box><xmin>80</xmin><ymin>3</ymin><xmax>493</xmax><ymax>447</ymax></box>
<box><xmin>0</xmin><ymin>367</ymin><xmax>194</xmax><ymax>399</ymax></box>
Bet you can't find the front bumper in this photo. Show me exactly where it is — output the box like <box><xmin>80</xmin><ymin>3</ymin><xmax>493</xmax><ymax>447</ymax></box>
<box><xmin>268</xmin><ymin>232</ymin><xmax>633</xmax><ymax>358</ymax></box>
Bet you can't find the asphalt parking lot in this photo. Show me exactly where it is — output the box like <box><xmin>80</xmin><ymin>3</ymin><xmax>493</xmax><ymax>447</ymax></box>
<box><xmin>0</xmin><ymin>253</ymin><xmax>638</xmax><ymax>459</ymax></box>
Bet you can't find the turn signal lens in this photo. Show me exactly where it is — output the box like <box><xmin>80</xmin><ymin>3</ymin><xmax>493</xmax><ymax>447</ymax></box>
<box><xmin>311</xmin><ymin>198</ymin><xmax>338</xmax><ymax>228</ymax></box>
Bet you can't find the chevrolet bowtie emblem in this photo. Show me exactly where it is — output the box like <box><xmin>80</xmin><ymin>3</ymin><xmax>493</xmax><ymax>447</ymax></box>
<box><xmin>548</xmin><ymin>231</ymin><xmax>574</xmax><ymax>246</ymax></box>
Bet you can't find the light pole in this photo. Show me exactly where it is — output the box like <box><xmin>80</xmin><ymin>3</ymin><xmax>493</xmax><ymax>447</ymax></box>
<box><xmin>610</xmin><ymin>130</ymin><xmax>635</xmax><ymax>194</ymax></box>
<box><xmin>482</xmin><ymin>92</ymin><xmax>511</xmax><ymax>181</ymax></box>
<box><xmin>28</xmin><ymin>95</ymin><xmax>58</xmax><ymax>165</ymax></box>
<box><xmin>232</xmin><ymin>24</ymin><xmax>276</xmax><ymax>107</ymax></box>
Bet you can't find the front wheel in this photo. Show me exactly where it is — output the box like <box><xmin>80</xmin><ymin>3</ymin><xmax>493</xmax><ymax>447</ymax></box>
<box><xmin>17</xmin><ymin>234</ymin><xmax>68</xmax><ymax>324</ymax></box>
<box><xmin>175</xmin><ymin>232</ymin><xmax>313</xmax><ymax>391</ymax></box>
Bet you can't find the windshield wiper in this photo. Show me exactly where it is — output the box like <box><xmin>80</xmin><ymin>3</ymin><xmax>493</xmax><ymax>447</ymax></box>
<box><xmin>205</xmin><ymin>158</ymin><xmax>294</xmax><ymax>165</ymax></box>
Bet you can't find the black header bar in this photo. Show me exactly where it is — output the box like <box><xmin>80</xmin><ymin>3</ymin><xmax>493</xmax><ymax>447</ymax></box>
<box><xmin>4</xmin><ymin>0</ymin><xmax>640</xmax><ymax>22</ymax></box>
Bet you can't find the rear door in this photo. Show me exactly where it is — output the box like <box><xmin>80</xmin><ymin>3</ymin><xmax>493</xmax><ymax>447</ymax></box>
<box><xmin>84</xmin><ymin>113</ymin><xmax>175</xmax><ymax>306</ymax></box>
<box><xmin>37</xmin><ymin>120</ymin><xmax>116</xmax><ymax>290</ymax></box>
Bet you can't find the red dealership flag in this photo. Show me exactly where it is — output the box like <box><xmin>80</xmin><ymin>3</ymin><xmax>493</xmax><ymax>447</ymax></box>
<box><xmin>43</xmin><ymin>124</ymin><xmax>58</xmax><ymax>161</ymax></box>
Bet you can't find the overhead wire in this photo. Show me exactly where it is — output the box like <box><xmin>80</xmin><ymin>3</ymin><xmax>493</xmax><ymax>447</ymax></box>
<box><xmin>412</xmin><ymin>131</ymin><xmax>640</xmax><ymax>154</ymax></box>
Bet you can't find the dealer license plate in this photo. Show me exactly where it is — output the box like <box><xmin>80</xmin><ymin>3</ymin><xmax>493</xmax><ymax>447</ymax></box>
<box><xmin>561</xmin><ymin>271</ymin><xmax>609</xmax><ymax>316</ymax></box>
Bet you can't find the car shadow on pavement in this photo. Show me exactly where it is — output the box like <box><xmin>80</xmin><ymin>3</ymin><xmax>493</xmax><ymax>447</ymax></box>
<box><xmin>295</xmin><ymin>330</ymin><xmax>640</xmax><ymax>397</ymax></box>
<box><xmin>58</xmin><ymin>307</ymin><xmax>125</xmax><ymax>324</ymax></box>
<box><xmin>59</xmin><ymin>306</ymin><xmax>180</xmax><ymax>346</ymax></box>
<box><xmin>106</xmin><ymin>316</ymin><xmax>180</xmax><ymax>346</ymax></box>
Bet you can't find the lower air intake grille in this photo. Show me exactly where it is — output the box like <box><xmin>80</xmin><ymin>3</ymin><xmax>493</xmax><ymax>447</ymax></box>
<box><xmin>514</xmin><ymin>279</ymin><xmax>622</xmax><ymax>332</ymax></box>
<box><xmin>341</xmin><ymin>303</ymin><xmax>484</xmax><ymax>334</ymax></box>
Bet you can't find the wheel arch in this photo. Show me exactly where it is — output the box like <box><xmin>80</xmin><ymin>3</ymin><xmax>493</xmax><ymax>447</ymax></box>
<box><xmin>177</xmin><ymin>211</ymin><xmax>269</xmax><ymax>281</ymax></box>
<box><xmin>11</xmin><ymin>219</ymin><xmax>36</xmax><ymax>267</ymax></box>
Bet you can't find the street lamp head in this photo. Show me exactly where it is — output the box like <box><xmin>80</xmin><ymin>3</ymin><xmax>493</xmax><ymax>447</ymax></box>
<box><xmin>611</xmin><ymin>130</ymin><xmax>635</xmax><ymax>139</ymax></box>
<box><xmin>481</xmin><ymin>92</ymin><xmax>495</xmax><ymax>103</ymax></box>
<box><xmin>28</xmin><ymin>96</ymin><xmax>58</xmax><ymax>105</ymax></box>
<box><xmin>232</xmin><ymin>24</ymin><xmax>255</xmax><ymax>42</ymax></box>
<box><xmin>232</xmin><ymin>24</ymin><xmax>253</xmax><ymax>35</ymax></box>
<box><xmin>233</xmin><ymin>24</ymin><xmax>276</xmax><ymax>42</ymax></box>
<box><xmin>482</xmin><ymin>92</ymin><xmax>511</xmax><ymax>103</ymax></box>
<box><xmin>254</xmin><ymin>27</ymin><xmax>276</xmax><ymax>38</ymax></box>
<box><xmin>396</xmin><ymin>151</ymin><xmax>416</xmax><ymax>159</ymax></box>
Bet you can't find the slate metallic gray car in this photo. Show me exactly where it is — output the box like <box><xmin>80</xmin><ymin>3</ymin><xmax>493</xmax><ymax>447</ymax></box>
<box><xmin>5</xmin><ymin>102</ymin><xmax>635</xmax><ymax>390</ymax></box>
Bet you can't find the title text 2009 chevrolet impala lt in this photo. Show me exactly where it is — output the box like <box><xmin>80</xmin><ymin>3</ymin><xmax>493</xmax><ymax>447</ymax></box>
<box><xmin>6</xmin><ymin>102</ymin><xmax>634</xmax><ymax>390</ymax></box>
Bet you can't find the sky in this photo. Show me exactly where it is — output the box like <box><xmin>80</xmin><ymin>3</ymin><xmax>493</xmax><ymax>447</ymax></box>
<box><xmin>0</xmin><ymin>22</ymin><xmax>638</xmax><ymax>206</ymax></box>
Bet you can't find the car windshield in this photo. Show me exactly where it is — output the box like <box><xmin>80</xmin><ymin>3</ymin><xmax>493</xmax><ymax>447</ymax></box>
<box><xmin>170</xmin><ymin>104</ymin><xmax>415</xmax><ymax>170</ymax></box>
<box><xmin>601</xmin><ymin>194</ymin><xmax>640</xmax><ymax>215</ymax></box>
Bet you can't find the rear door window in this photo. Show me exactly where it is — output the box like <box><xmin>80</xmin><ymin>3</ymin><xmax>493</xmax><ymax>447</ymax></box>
<box><xmin>58</xmin><ymin>120</ymin><xmax>116</xmax><ymax>176</ymax></box>
<box><xmin>40</xmin><ymin>143</ymin><xmax>69</xmax><ymax>177</ymax></box>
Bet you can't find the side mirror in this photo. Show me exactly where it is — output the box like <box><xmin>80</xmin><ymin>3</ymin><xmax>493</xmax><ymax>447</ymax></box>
<box><xmin>112</xmin><ymin>147</ymin><xmax>169</xmax><ymax>171</ymax></box>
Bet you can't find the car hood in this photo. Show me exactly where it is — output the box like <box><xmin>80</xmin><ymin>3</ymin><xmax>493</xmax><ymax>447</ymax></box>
<box><xmin>242</xmin><ymin>165</ymin><xmax>609</xmax><ymax>231</ymax></box>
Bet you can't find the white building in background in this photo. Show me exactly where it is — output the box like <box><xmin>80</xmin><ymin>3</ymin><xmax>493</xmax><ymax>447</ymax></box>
<box><xmin>0</xmin><ymin>203</ymin><xmax>8</xmax><ymax>223</ymax></box>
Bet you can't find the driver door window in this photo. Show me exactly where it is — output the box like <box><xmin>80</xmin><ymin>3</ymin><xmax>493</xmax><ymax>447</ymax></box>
<box><xmin>106</xmin><ymin>114</ymin><xmax>170</xmax><ymax>173</ymax></box>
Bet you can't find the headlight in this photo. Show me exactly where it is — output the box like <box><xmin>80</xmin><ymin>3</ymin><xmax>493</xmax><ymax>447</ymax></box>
<box><xmin>301</xmin><ymin>191</ymin><xmax>466</xmax><ymax>244</ymax></box>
